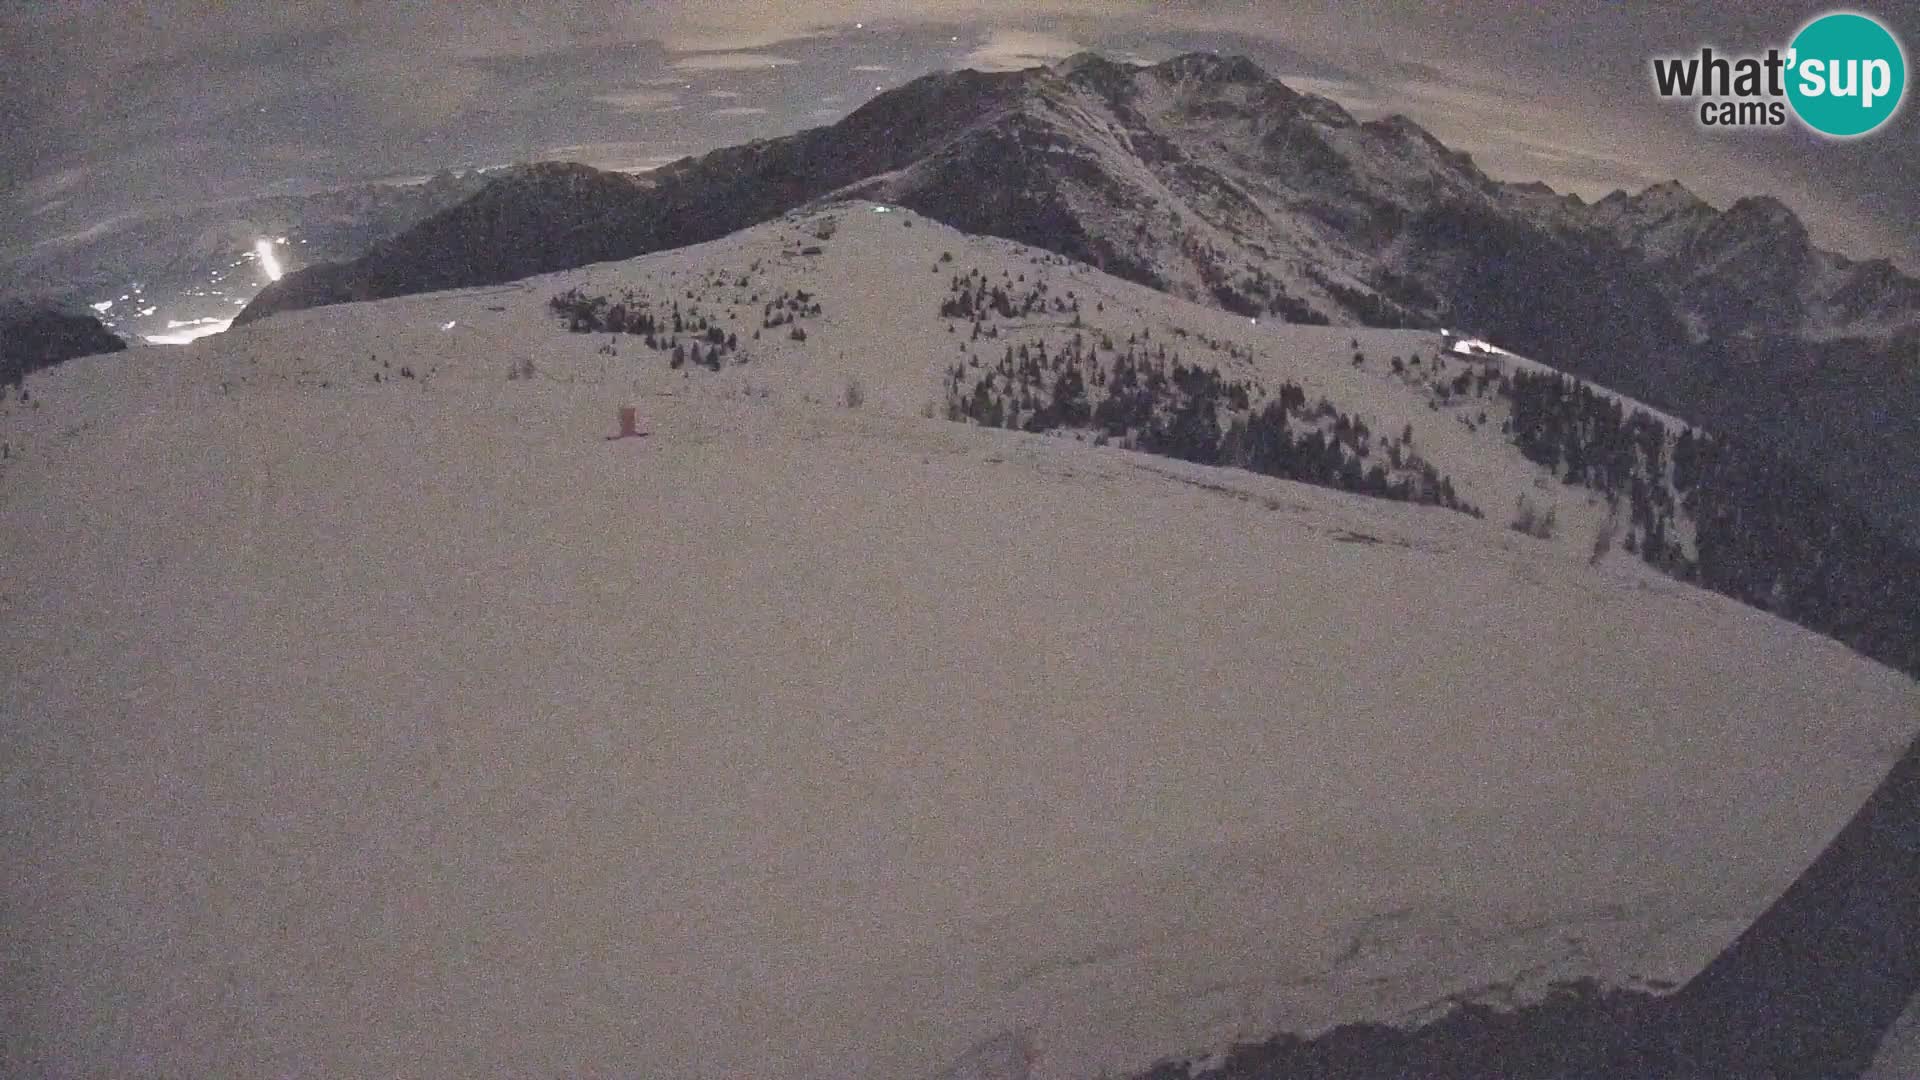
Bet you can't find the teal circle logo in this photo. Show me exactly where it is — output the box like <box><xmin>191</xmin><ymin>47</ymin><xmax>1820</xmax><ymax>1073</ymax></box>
<box><xmin>1786</xmin><ymin>12</ymin><xmax>1906</xmax><ymax>137</ymax></box>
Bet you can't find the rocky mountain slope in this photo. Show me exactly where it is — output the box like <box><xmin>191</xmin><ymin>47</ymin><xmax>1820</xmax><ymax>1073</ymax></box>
<box><xmin>233</xmin><ymin>52</ymin><xmax>1920</xmax><ymax>541</ymax></box>
<box><xmin>9</xmin><ymin>201</ymin><xmax>1920</xmax><ymax>1079</ymax></box>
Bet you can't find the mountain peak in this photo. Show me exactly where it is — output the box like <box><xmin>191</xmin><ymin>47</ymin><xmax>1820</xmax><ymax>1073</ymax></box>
<box><xmin>1150</xmin><ymin>52</ymin><xmax>1269</xmax><ymax>86</ymax></box>
<box><xmin>1704</xmin><ymin>196</ymin><xmax>1811</xmax><ymax>266</ymax></box>
<box><xmin>1723</xmin><ymin>194</ymin><xmax>1800</xmax><ymax>228</ymax></box>
<box><xmin>1052</xmin><ymin>51</ymin><xmax>1142</xmax><ymax>98</ymax></box>
<box><xmin>1366</xmin><ymin>113</ymin><xmax>1449</xmax><ymax>150</ymax></box>
<box><xmin>1056</xmin><ymin>51</ymin><xmax>1132</xmax><ymax>77</ymax></box>
<box><xmin>1643</xmin><ymin>179</ymin><xmax>1698</xmax><ymax>198</ymax></box>
<box><xmin>1585</xmin><ymin>180</ymin><xmax>1714</xmax><ymax>239</ymax></box>
<box><xmin>1636</xmin><ymin>180</ymin><xmax>1710</xmax><ymax>213</ymax></box>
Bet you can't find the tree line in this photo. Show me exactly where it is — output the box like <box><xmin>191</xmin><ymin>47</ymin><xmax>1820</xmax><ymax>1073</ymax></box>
<box><xmin>946</xmin><ymin>334</ymin><xmax>1479</xmax><ymax>517</ymax></box>
<box><xmin>1503</xmin><ymin>368</ymin><xmax>1920</xmax><ymax>680</ymax></box>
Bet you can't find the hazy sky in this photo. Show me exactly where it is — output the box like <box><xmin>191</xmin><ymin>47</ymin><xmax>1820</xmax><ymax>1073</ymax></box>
<box><xmin>4</xmin><ymin>1</ymin><xmax>1917</xmax><ymax>268</ymax></box>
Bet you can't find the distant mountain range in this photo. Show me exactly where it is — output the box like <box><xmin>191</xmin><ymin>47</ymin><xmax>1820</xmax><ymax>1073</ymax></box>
<box><xmin>234</xmin><ymin>52</ymin><xmax>1920</xmax><ymax>535</ymax></box>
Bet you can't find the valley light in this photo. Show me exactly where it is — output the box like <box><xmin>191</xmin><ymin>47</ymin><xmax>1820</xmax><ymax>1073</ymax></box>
<box><xmin>145</xmin><ymin>317</ymin><xmax>232</xmax><ymax>344</ymax></box>
<box><xmin>90</xmin><ymin>300</ymin><xmax>113</xmax><ymax>312</ymax></box>
<box><xmin>441</xmin><ymin>320</ymin><xmax>457</xmax><ymax>330</ymax></box>
<box><xmin>255</xmin><ymin>238</ymin><xmax>283</xmax><ymax>282</ymax></box>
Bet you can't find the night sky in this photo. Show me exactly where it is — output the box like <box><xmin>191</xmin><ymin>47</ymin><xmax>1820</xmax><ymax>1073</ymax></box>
<box><xmin>4</xmin><ymin>1</ymin><xmax>1917</xmax><ymax>270</ymax></box>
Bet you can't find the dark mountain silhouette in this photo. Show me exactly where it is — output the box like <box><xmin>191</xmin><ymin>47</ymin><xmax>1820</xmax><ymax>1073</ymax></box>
<box><xmin>235</xmin><ymin>69</ymin><xmax>1030</xmax><ymax>323</ymax></box>
<box><xmin>0</xmin><ymin>303</ymin><xmax>125</xmax><ymax>386</ymax></box>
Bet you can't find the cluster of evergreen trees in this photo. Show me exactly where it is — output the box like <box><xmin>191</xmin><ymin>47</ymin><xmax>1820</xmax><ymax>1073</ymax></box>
<box><xmin>1180</xmin><ymin>237</ymin><xmax>1330</xmax><ymax>324</ymax></box>
<box><xmin>1318</xmin><ymin>278</ymin><xmax>1426</xmax><ymax>330</ymax></box>
<box><xmin>550</xmin><ymin>287</ymin><xmax>642</xmax><ymax>334</ymax></box>
<box><xmin>938</xmin><ymin>268</ymin><xmax>1080</xmax><ymax>322</ymax></box>
<box><xmin>944</xmin><ymin>334</ymin><xmax>1478</xmax><ymax>517</ymax></box>
<box><xmin>1501</xmin><ymin>368</ymin><xmax>1920</xmax><ymax>680</ymax></box>
<box><xmin>1505</xmin><ymin>370</ymin><xmax>1685</xmax><ymax>566</ymax></box>
<box><xmin>760</xmin><ymin>289</ymin><xmax>821</xmax><ymax>331</ymax></box>
<box><xmin>548</xmin><ymin>287</ymin><xmax>747</xmax><ymax>371</ymax></box>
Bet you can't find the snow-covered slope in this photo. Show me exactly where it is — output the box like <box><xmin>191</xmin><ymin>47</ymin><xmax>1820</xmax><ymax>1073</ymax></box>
<box><xmin>4</xmin><ymin>204</ymin><xmax>1918</xmax><ymax>1079</ymax></box>
<box><xmin>222</xmin><ymin>203</ymin><xmax>1699</xmax><ymax>569</ymax></box>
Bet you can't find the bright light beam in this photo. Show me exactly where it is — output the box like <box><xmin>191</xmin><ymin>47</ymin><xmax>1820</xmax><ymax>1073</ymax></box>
<box><xmin>255</xmin><ymin>239</ymin><xmax>283</xmax><ymax>282</ymax></box>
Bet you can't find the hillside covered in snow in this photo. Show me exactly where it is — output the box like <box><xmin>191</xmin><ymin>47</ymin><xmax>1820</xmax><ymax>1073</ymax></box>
<box><xmin>6</xmin><ymin>203</ymin><xmax>1920</xmax><ymax>1077</ymax></box>
<box><xmin>233</xmin><ymin>51</ymin><xmax>1920</xmax><ymax>542</ymax></box>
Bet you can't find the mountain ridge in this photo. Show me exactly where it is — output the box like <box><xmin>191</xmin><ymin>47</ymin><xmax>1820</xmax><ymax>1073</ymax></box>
<box><xmin>232</xmin><ymin>51</ymin><xmax>1920</xmax><ymax>536</ymax></box>
<box><xmin>238</xmin><ymin>52</ymin><xmax>1920</xmax><ymax>347</ymax></box>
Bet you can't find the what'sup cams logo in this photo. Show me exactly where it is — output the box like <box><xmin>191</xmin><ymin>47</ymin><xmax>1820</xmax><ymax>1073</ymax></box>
<box><xmin>1652</xmin><ymin>11</ymin><xmax>1907</xmax><ymax>137</ymax></box>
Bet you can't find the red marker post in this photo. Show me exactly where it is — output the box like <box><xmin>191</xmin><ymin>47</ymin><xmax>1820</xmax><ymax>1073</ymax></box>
<box><xmin>609</xmin><ymin>406</ymin><xmax>646</xmax><ymax>440</ymax></box>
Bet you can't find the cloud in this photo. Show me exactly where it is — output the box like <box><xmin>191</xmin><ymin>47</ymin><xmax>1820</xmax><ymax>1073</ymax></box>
<box><xmin>654</xmin><ymin>25</ymin><xmax>827</xmax><ymax>54</ymax></box>
<box><xmin>261</xmin><ymin>143</ymin><xmax>337</xmax><ymax>165</ymax></box>
<box><xmin>29</xmin><ymin>212</ymin><xmax>143</xmax><ymax>253</ymax></box>
<box><xmin>961</xmin><ymin>28</ymin><xmax>1084</xmax><ymax>72</ymax></box>
<box><xmin>539</xmin><ymin>142</ymin><xmax>686</xmax><ymax>173</ymax></box>
<box><xmin>592</xmin><ymin>89</ymin><xmax>682</xmax><ymax>112</ymax></box>
<box><xmin>850</xmin><ymin>64</ymin><xmax>893</xmax><ymax>72</ymax></box>
<box><xmin>711</xmin><ymin>106</ymin><xmax>770</xmax><ymax>117</ymax></box>
<box><xmin>669</xmin><ymin>52</ymin><xmax>799</xmax><ymax>71</ymax></box>
<box><xmin>20</xmin><ymin>166</ymin><xmax>91</xmax><ymax>203</ymax></box>
<box><xmin>705</xmin><ymin>89</ymin><xmax>743</xmax><ymax>99</ymax></box>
